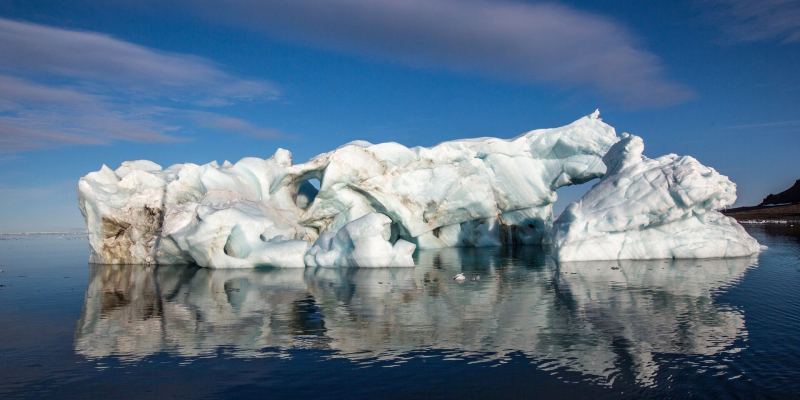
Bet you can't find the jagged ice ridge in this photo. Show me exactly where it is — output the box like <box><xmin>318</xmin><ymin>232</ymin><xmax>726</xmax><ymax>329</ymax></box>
<box><xmin>77</xmin><ymin>112</ymin><xmax>761</xmax><ymax>267</ymax></box>
<box><xmin>551</xmin><ymin>133</ymin><xmax>763</xmax><ymax>261</ymax></box>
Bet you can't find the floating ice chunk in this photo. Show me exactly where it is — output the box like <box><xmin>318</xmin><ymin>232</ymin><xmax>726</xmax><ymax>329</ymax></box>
<box><xmin>79</xmin><ymin>113</ymin><xmax>619</xmax><ymax>266</ymax></box>
<box><xmin>78</xmin><ymin>113</ymin><xmax>763</xmax><ymax>266</ymax></box>
<box><xmin>305</xmin><ymin>213</ymin><xmax>416</xmax><ymax>268</ymax></box>
<box><xmin>552</xmin><ymin>134</ymin><xmax>761</xmax><ymax>261</ymax></box>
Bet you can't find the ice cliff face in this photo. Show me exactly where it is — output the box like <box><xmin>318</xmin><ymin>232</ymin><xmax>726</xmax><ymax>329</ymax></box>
<box><xmin>551</xmin><ymin>133</ymin><xmax>762</xmax><ymax>261</ymax></box>
<box><xmin>77</xmin><ymin>112</ymin><xmax>761</xmax><ymax>267</ymax></box>
<box><xmin>78</xmin><ymin>112</ymin><xmax>618</xmax><ymax>267</ymax></box>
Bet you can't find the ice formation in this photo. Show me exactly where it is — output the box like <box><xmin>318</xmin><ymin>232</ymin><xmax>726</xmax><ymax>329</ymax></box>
<box><xmin>552</xmin><ymin>133</ymin><xmax>762</xmax><ymax>261</ymax></box>
<box><xmin>77</xmin><ymin>151</ymin><xmax>316</xmax><ymax>267</ymax></box>
<box><xmin>289</xmin><ymin>111</ymin><xmax>616</xmax><ymax>249</ymax></box>
<box><xmin>304</xmin><ymin>213</ymin><xmax>416</xmax><ymax>268</ymax></box>
<box><xmin>78</xmin><ymin>111</ymin><xmax>761</xmax><ymax>267</ymax></box>
<box><xmin>78</xmin><ymin>112</ymin><xmax>618</xmax><ymax>267</ymax></box>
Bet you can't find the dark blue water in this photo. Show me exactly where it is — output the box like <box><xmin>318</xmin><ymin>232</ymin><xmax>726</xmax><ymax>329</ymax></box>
<box><xmin>1</xmin><ymin>225</ymin><xmax>798</xmax><ymax>399</ymax></box>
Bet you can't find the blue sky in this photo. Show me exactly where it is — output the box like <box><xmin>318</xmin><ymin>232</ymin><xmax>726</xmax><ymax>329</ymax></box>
<box><xmin>0</xmin><ymin>0</ymin><xmax>798</xmax><ymax>232</ymax></box>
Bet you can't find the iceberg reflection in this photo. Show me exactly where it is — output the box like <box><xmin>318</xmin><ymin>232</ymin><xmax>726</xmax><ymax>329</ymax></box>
<box><xmin>75</xmin><ymin>248</ymin><xmax>756</xmax><ymax>385</ymax></box>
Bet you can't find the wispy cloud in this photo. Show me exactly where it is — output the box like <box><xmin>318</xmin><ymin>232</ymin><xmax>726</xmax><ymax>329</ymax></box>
<box><xmin>704</xmin><ymin>0</ymin><xmax>800</xmax><ymax>43</ymax></box>
<box><xmin>718</xmin><ymin>120</ymin><xmax>800</xmax><ymax>129</ymax></box>
<box><xmin>0</xmin><ymin>76</ymin><xmax>106</xmax><ymax>109</ymax></box>
<box><xmin>188</xmin><ymin>112</ymin><xmax>286</xmax><ymax>140</ymax></box>
<box><xmin>713</xmin><ymin>119</ymin><xmax>800</xmax><ymax>135</ymax></box>
<box><xmin>179</xmin><ymin>0</ymin><xmax>693</xmax><ymax>108</ymax></box>
<box><xmin>0</xmin><ymin>18</ymin><xmax>279</xmax><ymax>99</ymax></box>
<box><xmin>0</xmin><ymin>18</ymin><xmax>283</xmax><ymax>153</ymax></box>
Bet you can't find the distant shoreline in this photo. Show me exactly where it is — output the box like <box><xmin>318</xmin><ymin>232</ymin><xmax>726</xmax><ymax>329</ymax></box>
<box><xmin>0</xmin><ymin>231</ymin><xmax>86</xmax><ymax>236</ymax></box>
<box><xmin>722</xmin><ymin>203</ymin><xmax>800</xmax><ymax>223</ymax></box>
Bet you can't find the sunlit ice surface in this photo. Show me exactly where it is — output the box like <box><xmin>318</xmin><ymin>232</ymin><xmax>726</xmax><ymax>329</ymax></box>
<box><xmin>0</xmin><ymin>225</ymin><xmax>798</xmax><ymax>399</ymax></box>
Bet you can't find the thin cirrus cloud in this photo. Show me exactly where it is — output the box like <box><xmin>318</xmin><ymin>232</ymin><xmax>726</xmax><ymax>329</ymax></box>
<box><xmin>0</xmin><ymin>17</ymin><xmax>283</xmax><ymax>153</ymax></box>
<box><xmin>704</xmin><ymin>0</ymin><xmax>800</xmax><ymax>43</ymax></box>
<box><xmin>180</xmin><ymin>0</ymin><xmax>694</xmax><ymax>108</ymax></box>
<box><xmin>0</xmin><ymin>17</ymin><xmax>279</xmax><ymax>99</ymax></box>
<box><xmin>715</xmin><ymin>119</ymin><xmax>800</xmax><ymax>135</ymax></box>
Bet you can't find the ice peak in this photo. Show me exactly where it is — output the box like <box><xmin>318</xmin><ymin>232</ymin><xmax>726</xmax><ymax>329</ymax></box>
<box><xmin>271</xmin><ymin>148</ymin><xmax>292</xmax><ymax>167</ymax></box>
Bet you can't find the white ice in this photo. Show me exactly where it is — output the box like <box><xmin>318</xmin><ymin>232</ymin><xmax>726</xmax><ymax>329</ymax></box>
<box><xmin>77</xmin><ymin>111</ymin><xmax>761</xmax><ymax>267</ymax></box>
<box><xmin>551</xmin><ymin>133</ymin><xmax>762</xmax><ymax>261</ymax></box>
<box><xmin>304</xmin><ymin>213</ymin><xmax>416</xmax><ymax>268</ymax></box>
<box><xmin>290</xmin><ymin>110</ymin><xmax>617</xmax><ymax>248</ymax></box>
<box><xmin>78</xmin><ymin>151</ymin><xmax>317</xmax><ymax>267</ymax></box>
<box><xmin>78</xmin><ymin>112</ymin><xmax>617</xmax><ymax>267</ymax></box>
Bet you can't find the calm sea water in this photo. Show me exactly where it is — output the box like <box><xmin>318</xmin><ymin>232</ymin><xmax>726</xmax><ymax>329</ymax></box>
<box><xmin>0</xmin><ymin>225</ymin><xmax>798</xmax><ymax>399</ymax></box>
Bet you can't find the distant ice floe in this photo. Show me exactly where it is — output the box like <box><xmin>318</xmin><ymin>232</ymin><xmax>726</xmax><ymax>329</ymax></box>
<box><xmin>77</xmin><ymin>111</ymin><xmax>761</xmax><ymax>267</ymax></box>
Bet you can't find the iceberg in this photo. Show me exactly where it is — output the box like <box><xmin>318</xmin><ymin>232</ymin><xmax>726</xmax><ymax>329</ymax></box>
<box><xmin>552</xmin><ymin>133</ymin><xmax>762</xmax><ymax>261</ymax></box>
<box><xmin>78</xmin><ymin>112</ymin><xmax>618</xmax><ymax>267</ymax></box>
<box><xmin>77</xmin><ymin>111</ymin><xmax>760</xmax><ymax>267</ymax></box>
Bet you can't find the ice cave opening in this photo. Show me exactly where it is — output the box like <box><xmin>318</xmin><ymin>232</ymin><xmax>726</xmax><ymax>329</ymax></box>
<box><xmin>295</xmin><ymin>177</ymin><xmax>320</xmax><ymax>209</ymax></box>
<box><xmin>553</xmin><ymin>181</ymin><xmax>594</xmax><ymax>220</ymax></box>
